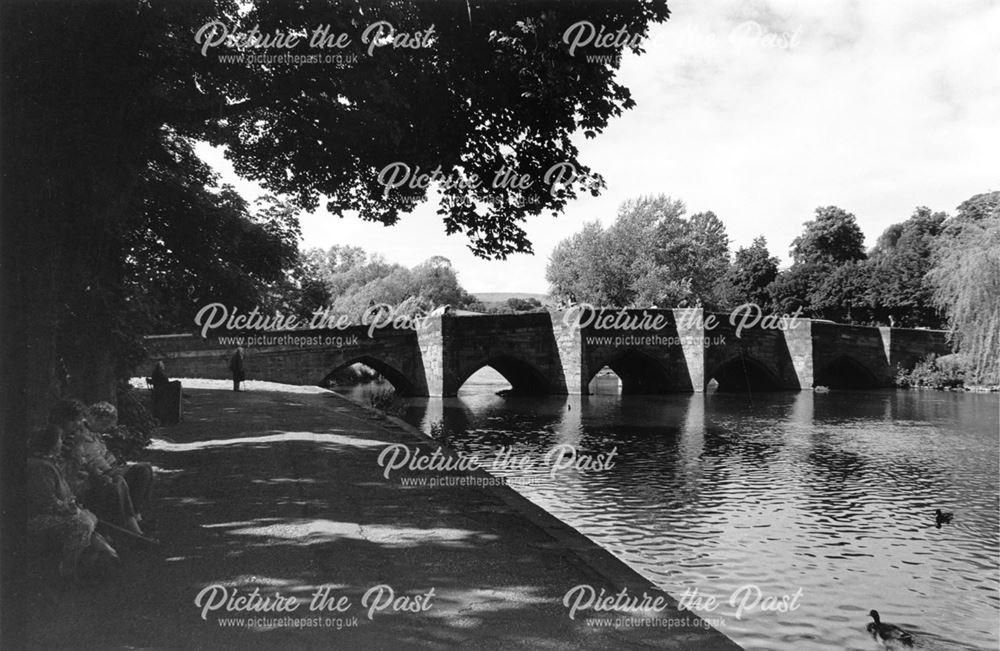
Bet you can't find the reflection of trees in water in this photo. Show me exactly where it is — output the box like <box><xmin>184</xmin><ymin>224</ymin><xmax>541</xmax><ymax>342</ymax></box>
<box><xmin>889</xmin><ymin>390</ymin><xmax>965</xmax><ymax>422</ymax></box>
<box><xmin>800</xmin><ymin>444</ymin><xmax>870</xmax><ymax>521</ymax></box>
<box><xmin>403</xmin><ymin>389</ymin><xmax>990</xmax><ymax>530</ymax></box>
<box><xmin>799</xmin><ymin>436</ymin><xmax>953</xmax><ymax>529</ymax></box>
<box><xmin>700</xmin><ymin>424</ymin><xmax>786</xmax><ymax>466</ymax></box>
<box><xmin>804</xmin><ymin>444</ymin><xmax>866</xmax><ymax>480</ymax></box>
<box><xmin>426</xmin><ymin>397</ymin><xmax>566</xmax><ymax>457</ymax></box>
<box><xmin>394</xmin><ymin>388</ymin><xmax>999</xmax><ymax>651</ymax></box>
<box><xmin>578</xmin><ymin>424</ymin><xmax>703</xmax><ymax>512</ymax></box>
<box><xmin>811</xmin><ymin>391</ymin><xmax>894</xmax><ymax>422</ymax></box>
<box><xmin>810</xmin><ymin>389</ymin><xmax>968</xmax><ymax>431</ymax></box>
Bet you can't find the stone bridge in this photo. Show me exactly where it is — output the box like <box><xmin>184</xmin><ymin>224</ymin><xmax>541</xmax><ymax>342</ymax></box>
<box><xmin>144</xmin><ymin>309</ymin><xmax>951</xmax><ymax>396</ymax></box>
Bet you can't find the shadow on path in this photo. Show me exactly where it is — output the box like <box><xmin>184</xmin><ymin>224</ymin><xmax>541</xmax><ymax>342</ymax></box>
<box><xmin>24</xmin><ymin>385</ymin><xmax>740</xmax><ymax>650</ymax></box>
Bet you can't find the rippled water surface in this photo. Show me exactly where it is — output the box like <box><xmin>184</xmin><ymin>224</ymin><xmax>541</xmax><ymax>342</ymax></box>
<box><xmin>342</xmin><ymin>377</ymin><xmax>1000</xmax><ymax>651</ymax></box>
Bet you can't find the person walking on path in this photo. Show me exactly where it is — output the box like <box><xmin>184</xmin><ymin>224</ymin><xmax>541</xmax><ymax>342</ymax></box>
<box><xmin>229</xmin><ymin>347</ymin><xmax>245</xmax><ymax>392</ymax></box>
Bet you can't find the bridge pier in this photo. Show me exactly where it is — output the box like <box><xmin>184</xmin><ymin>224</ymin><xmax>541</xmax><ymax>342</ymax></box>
<box><xmin>551</xmin><ymin>311</ymin><xmax>586</xmax><ymax>395</ymax></box>
<box><xmin>674</xmin><ymin>308</ymin><xmax>706</xmax><ymax>392</ymax></box>
<box><xmin>784</xmin><ymin>318</ymin><xmax>814</xmax><ymax>390</ymax></box>
<box><xmin>415</xmin><ymin>315</ymin><xmax>443</xmax><ymax>396</ymax></box>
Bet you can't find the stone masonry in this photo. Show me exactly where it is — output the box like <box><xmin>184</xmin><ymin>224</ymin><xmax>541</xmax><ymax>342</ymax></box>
<box><xmin>144</xmin><ymin>309</ymin><xmax>952</xmax><ymax>396</ymax></box>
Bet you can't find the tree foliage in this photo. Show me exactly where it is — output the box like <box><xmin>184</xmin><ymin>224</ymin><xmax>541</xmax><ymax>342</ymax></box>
<box><xmin>505</xmin><ymin>297</ymin><xmax>544</xmax><ymax>312</ymax></box>
<box><xmin>771</xmin><ymin>205</ymin><xmax>868</xmax><ymax>319</ymax></box>
<box><xmin>862</xmin><ymin>206</ymin><xmax>946</xmax><ymax>326</ymax></box>
<box><xmin>719</xmin><ymin>236</ymin><xmax>778</xmax><ymax>311</ymax></box>
<box><xmin>290</xmin><ymin>247</ymin><xmax>478</xmax><ymax>320</ymax></box>
<box><xmin>767</xmin><ymin>201</ymin><xmax>980</xmax><ymax>331</ymax></box>
<box><xmin>927</xmin><ymin>194</ymin><xmax>1000</xmax><ymax>383</ymax></box>
<box><xmin>3</xmin><ymin>0</ymin><xmax>670</xmax><ymax>419</ymax></box>
<box><xmin>130</xmin><ymin>137</ymin><xmax>302</xmax><ymax>332</ymax></box>
<box><xmin>180</xmin><ymin>0</ymin><xmax>670</xmax><ymax>257</ymax></box>
<box><xmin>790</xmin><ymin>206</ymin><xmax>866</xmax><ymax>266</ymax></box>
<box><xmin>546</xmin><ymin>195</ymin><xmax>730</xmax><ymax>307</ymax></box>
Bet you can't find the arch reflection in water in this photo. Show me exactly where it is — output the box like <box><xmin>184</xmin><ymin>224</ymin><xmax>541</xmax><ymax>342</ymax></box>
<box><xmin>589</xmin><ymin>366</ymin><xmax>622</xmax><ymax>395</ymax></box>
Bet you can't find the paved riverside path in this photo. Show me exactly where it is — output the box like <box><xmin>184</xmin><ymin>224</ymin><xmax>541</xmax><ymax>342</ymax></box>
<box><xmin>24</xmin><ymin>382</ymin><xmax>741</xmax><ymax>650</ymax></box>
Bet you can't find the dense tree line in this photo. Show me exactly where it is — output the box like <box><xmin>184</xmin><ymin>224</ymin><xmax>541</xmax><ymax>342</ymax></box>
<box><xmin>546</xmin><ymin>191</ymin><xmax>1000</xmax><ymax>382</ymax></box>
<box><xmin>268</xmin><ymin>246</ymin><xmax>551</xmax><ymax>322</ymax></box>
<box><xmin>271</xmin><ymin>247</ymin><xmax>480</xmax><ymax>320</ymax></box>
<box><xmin>547</xmin><ymin>196</ymin><xmax>729</xmax><ymax>307</ymax></box>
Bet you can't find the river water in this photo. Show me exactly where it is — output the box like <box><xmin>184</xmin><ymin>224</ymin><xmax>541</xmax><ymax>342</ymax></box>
<box><xmin>339</xmin><ymin>373</ymin><xmax>1000</xmax><ymax>651</ymax></box>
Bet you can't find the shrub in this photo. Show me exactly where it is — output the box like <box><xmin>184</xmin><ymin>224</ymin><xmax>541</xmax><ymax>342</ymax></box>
<box><xmin>895</xmin><ymin>353</ymin><xmax>966</xmax><ymax>389</ymax></box>
<box><xmin>368</xmin><ymin>385</ymin><xmax>398</xmax><ymax>412</ymax></box>
<box><xmin>105</xmin><ymin>382</ymin><xmax>158</xmax><ymax>460</ymax></box>
<box><xmin>325</xmin><ymin>363</ymin><xmax>381</xmax><ymax>386</ymax></box>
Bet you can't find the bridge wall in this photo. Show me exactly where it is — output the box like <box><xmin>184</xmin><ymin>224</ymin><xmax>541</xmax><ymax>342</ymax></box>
<box><xmin>810</xmin><ymin>322</ymin><xmax>893</xmax><ymax>386</ymax></box>
<box><xmin>885</xmin><ymin>327</ymin><xmax>952</xmax><ymax>372</ymax></box>
<box><xmin>441</xmin><ymin>312</ymin><xmax>568</xmax><ymax>396</ymax></box>
<box><xmin>705</xmin><ymin>314</ymin><xmax>808</xmax><ymax>390</ymax></box>
<box><xmin>575</xmin><ymin>309</ymin><xmax>702</xmax><ymax>393</ymax></box>
<box><xmin>144</xmin><ymin>326</ymin><xmax>428</xmax><ymax>394</ymax></box>
<box><xmin>145</xmin><ymin>334</ymin><xmax>236</xmax><ymax>382</ymax></box>
<box><xmin>144</xmin><ymin>312</ymin><xmax>952</xmax><ymax>396</ymax></box>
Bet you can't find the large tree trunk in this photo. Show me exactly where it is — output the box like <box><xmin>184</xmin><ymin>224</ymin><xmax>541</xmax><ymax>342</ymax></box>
<box><xmin>2</xmin><ymin>21</ymin><xmax>74</xmax><ymax>636</ymax></box>
<box><xmin>0</xmin><ymin>201</ymin><xmax>66</xmax><ymax>649</ymax></box>
<box><xmin>3</xmin><ymin>2</ymin><xmax>147</xmax><ymax>643</ymax></box>
<box><xmin>59</xmin><ymin>168</ymin><xmax>138</xmax><ymax>406</ymax></box>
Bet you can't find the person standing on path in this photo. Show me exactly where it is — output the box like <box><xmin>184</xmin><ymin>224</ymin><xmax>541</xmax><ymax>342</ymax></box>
<box><xmin>229</xmin><ymin>347</ymin><xmax>245</xmax><ymax>392</ymax></box>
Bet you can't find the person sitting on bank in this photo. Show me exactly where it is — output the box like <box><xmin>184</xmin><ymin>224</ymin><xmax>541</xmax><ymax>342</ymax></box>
<box><xmin>52</xmin><ymin>399</ymin><xmax>151</xmax><ymax>539</ymax></box>
<box><xmin>229</xmin><ymin>347</ymin><xmax>245</xmax><ymax>392</ymax></box>
<box><xmin>84</xmin><ymin>401</ymin><xmax>156</xmax><ymax>531</ymax></box>
<box><xmin>28</xmin><ymin>424</ymin><xmax>118</xmax><ymax>583</ymax></box>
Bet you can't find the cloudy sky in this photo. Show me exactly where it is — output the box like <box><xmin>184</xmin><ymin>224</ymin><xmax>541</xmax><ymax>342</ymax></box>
<box><xmin>200</xmin><ymin>0</ymin><xmax>1000</xmax><ymax>295</ymax></box>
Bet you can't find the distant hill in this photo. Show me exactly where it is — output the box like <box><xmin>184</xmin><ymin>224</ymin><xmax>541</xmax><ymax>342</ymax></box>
<box><xmin>473</xmin><ymin>292</ymin><xmax>553</xmax><ymax>308</ymax></box>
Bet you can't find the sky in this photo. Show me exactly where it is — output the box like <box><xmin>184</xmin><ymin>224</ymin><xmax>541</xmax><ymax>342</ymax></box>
<box><xmin>197</xmin><ymin>0</ymin><xmax>1000</xmax><ymax>295</ymax></box>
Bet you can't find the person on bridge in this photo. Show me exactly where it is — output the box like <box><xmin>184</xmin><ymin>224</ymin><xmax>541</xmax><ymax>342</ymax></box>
<box><xmin>229</xmin><ymin>347</ymin><xmax>245</xmax><ymax>392</ymax></box>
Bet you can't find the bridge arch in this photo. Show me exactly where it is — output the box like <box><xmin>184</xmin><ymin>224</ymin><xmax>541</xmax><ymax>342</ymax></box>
<box><xmin>586</xmin><ymin>349</ymin><xmax>684</xmax><ymax>394</ymax></box>
<box><xmin>589</xmin><ymin>367</ymin><xmax>623</xmax><ymax>394</ymax></box>
<box><xmin>454</xmin><ymin>355</ymin><xmax>551</xmax><ymax>395</ymax></box>
<box><xmin>706</xmin><ymin>355</ymin><xmax>783</xmax><ymax>392</ymax></box>
<box><xmin>814</xmin><ymin>355</ymin><xmax>880</xmax><ymax>389</ymax></box>
<box><xmin>320</xmin><ymin>355</ymin><xmax>418</xmax><ymax>396</ymax></box>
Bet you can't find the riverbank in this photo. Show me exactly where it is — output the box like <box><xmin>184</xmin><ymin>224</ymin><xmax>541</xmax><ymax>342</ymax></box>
<box><xmin>22</xmin><ymin>380</ymin><xmax>740</xmax><ymax>650</ymax></box>
<box><xmin>893</xmin><ymin>353</ymin><xmax>999</xmax><ymax>392</ymax></box>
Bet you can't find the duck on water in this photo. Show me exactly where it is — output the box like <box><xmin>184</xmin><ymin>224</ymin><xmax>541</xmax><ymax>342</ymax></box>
<box><xmin>935</xmin><ymin>509</ymin><xmax>953</xmax><ymax>527</ymax></box>
<box><xmin>867</xmin><ymin>610</ymin><xmax>914</xmax><ymax>647</ymax></box>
